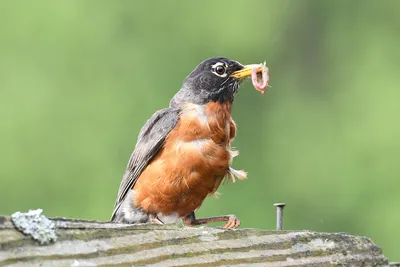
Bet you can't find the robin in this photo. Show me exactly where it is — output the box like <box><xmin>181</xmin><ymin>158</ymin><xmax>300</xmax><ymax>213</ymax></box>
<box><xmin>111</xmin><ymin>57</ymin><xmax>269</xmax><ymax>229</ymax></box>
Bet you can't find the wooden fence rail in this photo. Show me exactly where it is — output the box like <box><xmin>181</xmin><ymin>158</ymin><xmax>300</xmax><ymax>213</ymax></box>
<box><xmin>0</xmin><ymin>210</ymin><xmax>389</xmax><ymax>266</ymax></box>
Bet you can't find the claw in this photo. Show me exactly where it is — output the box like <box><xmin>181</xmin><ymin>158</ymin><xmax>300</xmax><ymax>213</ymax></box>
<box><xmin>222</xmin><ymin>215</ymin><xmax>240</xmax><ymax>229</ymax></box>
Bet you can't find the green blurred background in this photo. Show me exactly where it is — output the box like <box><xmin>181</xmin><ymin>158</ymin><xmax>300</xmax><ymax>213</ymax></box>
<box><xmin>1</xmin><ymin>0</ymin><xmax>399</xmax><ymax>260</ymax></box>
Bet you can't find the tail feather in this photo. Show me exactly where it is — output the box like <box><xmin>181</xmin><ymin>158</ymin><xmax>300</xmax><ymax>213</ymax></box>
<box><xmin>111</xmin><ymin>189</ymin><xmax>149</xmax><ymax>224</ymax></box>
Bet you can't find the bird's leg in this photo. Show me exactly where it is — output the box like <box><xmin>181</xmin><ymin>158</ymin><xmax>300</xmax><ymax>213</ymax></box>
<box><xmin>182</xmin><ymin>212</ymin><xmax>240</xmax><ymax>229</ymax></box>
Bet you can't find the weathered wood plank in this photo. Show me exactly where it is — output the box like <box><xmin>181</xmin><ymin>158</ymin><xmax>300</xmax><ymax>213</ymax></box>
<box><xmin>0</xmin><ymin>213</ymin><xmax>389</xmax><ymax>267</ymax></box>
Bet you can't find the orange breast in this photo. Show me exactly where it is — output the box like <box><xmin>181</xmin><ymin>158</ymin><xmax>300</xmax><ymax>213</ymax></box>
<box><xmin>133</xmin><ymin>102</ymin><xmax>236</xmax><ymax>217</ymax></box>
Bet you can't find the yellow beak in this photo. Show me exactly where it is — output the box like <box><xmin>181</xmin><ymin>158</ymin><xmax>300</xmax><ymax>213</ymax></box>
<box><xmin>229</xmin><ymin>64</ymin><xmax>264</xmax><ymax>79</ymax></box>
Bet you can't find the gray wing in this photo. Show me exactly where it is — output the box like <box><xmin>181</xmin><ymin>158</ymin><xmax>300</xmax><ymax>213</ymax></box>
<box><xmin>111</xmin><ymin>107</ymin><xmax>179</xmax><ymax>221</ymax></box>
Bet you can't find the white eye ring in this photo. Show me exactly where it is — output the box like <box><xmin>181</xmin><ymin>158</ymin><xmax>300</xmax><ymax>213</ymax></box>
<box><xmin>211</xmin><ymin>62</ymin><xmax>228</xmax><ymax>77</ymax></box>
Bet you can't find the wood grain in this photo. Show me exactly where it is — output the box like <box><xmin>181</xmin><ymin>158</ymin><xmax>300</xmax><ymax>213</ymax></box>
<box><xmin>0</xmin><ymin>215</ymin><xmax>389</xmax><ymax>267</ymax></box>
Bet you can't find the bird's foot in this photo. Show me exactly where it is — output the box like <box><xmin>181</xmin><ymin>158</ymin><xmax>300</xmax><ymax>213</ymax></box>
<box><xmin>149</xmin><ymin>214</ymin><xmax>164</xmax><ymax>225</ymax></box>
<box><xmin>182</xmin><ymin>212</ymin><xmax>240</xmax><ymax>229</ymax></box>
<box><xmin>222</xmin><ymin>215</ymin><xmax>241</xmax><ymax>229</ymax></box>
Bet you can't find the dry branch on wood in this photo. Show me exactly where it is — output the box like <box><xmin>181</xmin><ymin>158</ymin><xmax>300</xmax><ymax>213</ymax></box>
<box><xmin>0</xmin><ymin>212</ymin><xmax>389</xmax><ymax>267</ymax></box>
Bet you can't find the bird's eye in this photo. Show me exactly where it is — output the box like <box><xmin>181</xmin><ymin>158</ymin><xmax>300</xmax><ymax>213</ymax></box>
<box><xmin>215</xmin><ymin>65</ymin><xmax>226</xmax><ymax>75</ymax></box>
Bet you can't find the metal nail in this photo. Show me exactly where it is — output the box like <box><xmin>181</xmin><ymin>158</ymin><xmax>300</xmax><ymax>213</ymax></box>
<box><xmin>273</xmin><ymin>203</ymin><xmax>286</xmax><ymax>230</ymax></box>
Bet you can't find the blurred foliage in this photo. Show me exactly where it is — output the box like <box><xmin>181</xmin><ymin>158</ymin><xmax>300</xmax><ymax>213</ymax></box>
<box><xmin>0</xmin><ymin>0</ymin><xmax>399</xmax><ymax>260</ymax></box>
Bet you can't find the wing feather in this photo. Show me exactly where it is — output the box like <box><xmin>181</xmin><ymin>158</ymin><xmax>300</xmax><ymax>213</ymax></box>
<box><xmin>111</xmin><ymin>107</ymin><xmax>179</xmax><ymax>220</ymax></box>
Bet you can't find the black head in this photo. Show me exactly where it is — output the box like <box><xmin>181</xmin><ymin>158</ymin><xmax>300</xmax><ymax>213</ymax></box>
<box><xmin>170</xmin><ymin>57</ymin><xmax>247</xmax><ymax>107</ymax></box>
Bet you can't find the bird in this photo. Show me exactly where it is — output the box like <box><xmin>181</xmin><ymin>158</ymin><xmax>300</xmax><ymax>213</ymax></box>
<box><xmin>111</xmin><ymin>57</ymin><xmax>268</xmax><ymax>229</ymax></box>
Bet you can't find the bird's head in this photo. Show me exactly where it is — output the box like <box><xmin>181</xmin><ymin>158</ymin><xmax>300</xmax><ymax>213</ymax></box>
<box><xmin>170</xmin><ymin>57</ymin><xmax>265</xmax><ymax>107</ymax></box>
